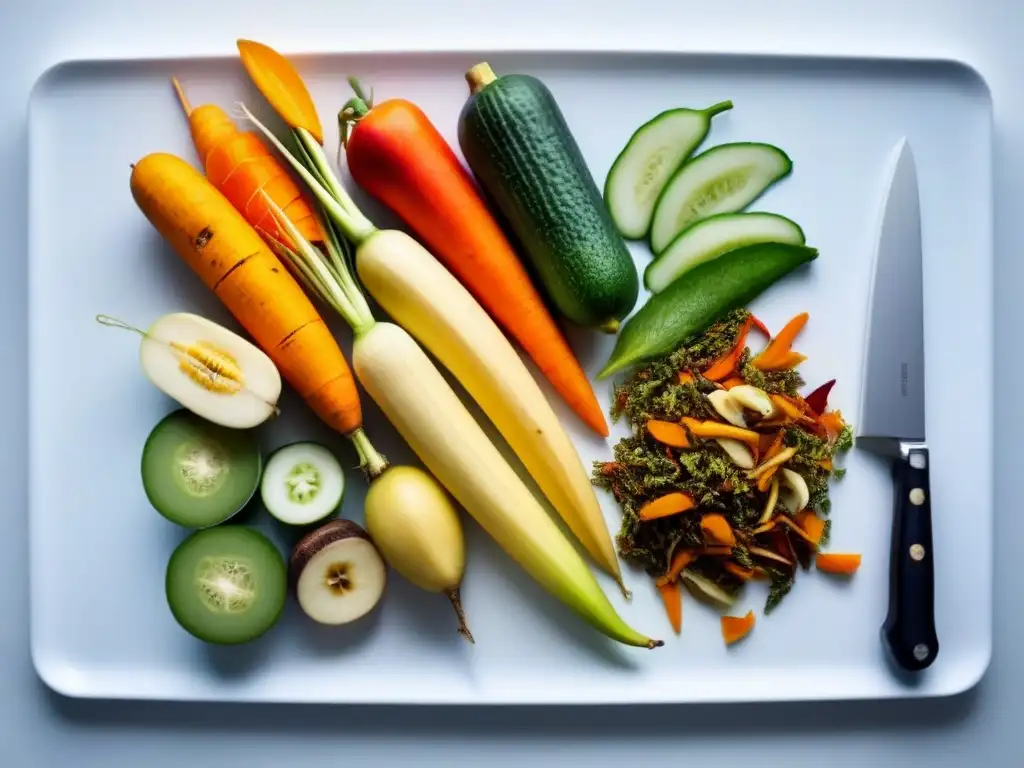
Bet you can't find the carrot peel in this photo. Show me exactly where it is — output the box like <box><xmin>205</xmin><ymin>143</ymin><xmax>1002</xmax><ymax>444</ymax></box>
<box><xmin>638</xmin><ymin>492</ymin><xmax>696</xmax><ymax>521</ymax></box>
<box><xmin>237</xmin><ymin>39</ymin><xmax>324</xmax><ymax>142</ymax></box>
<box><xmin>795</xmin><ymin>510</ymin><xmax>827</xmax><ymax>546</ymax></box>
<box><xmin>700</xmin><ymin>513</ymin><xmax>737</xmax><ymax>547</ymax></box>
<box><xmin>647</xmin><ymin>419</ymin><xmax>690</xmax><ymax>448</ymax></box>
<box><xmin>657</xmin><ymin>549</ymin><xmax>698</xmax><ymax>586</ymax></box>
<box><xmin>753</xmin><ymin>312</ymin><xmax>808</xmax><ymax>370</ymax></box>
<box><xmin>658</xmin><ymin>581</ymin><xmax>683</xmax><ymax>635</ymax></box>
<box><xmin>721</xmin><ymin>610</ymin><xmax>755</xmax><ymax>645</ymax></box>
<box><xmin>682</xmin><ymin>417</ymin><xmax>760</xmax><ymax>456</ymax></box>
<box><xmin>703</xmin><ymin>317</ymin><xmax>751</xmax><ymax>381</ymax></box>
<box><xmin>816</xmin><ymin>553</ymin><xmax>861</xmax><ymax>575</ymax></box>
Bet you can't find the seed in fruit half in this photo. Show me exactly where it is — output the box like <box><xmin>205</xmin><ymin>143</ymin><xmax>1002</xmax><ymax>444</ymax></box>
<box><xmin>290</xmin><ymin>519</ymin><xmax>387</xmax><ymax>625</ymax></box>
<box><xmin>98</xmin><ymin>312</ymin><xmax>282</xmax><ymax>429</ymax></box>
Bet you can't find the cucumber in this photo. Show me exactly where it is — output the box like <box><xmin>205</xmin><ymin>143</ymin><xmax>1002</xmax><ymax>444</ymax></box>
<box><xmin>458</xmin><ymin>62</ymin><xmax>639</xmax><ymax>331</ymax></box>
<box><xmin>260</xmin><ymin>442</ymin><xmax>344</xmax><ymax>526</ymax></box>
<box><xmin>644</xmin><ymin>212</ymin><xmax>806</xmax><ymax>293</ymax></box>
<box><xmin>165</xmin><ymin>526</ymin><xmax>287</xmax><ymax>645</ymax></box>
<box><xmin>141</xmin><ymin>409</ymin><xmax>262</xmax><ymax>528</ymax></box>
<box><xmin>649</xmin><ymin>142</ymin><xmax>793</xmax><ymax>254</ymax></box>
<box><xmin>599</xmin><ymin>242</ymin><xmax>818</xmax><ymax>378</ymax></box>
<box><xmin>604</xmin><ymin>101</ymin><xmax>733</xmax><ymax>240</ymax></box>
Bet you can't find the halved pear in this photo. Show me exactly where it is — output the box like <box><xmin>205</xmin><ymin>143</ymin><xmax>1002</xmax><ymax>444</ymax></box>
<box><xmin>140</xmin><ymin>313</ymin><xmax>282</xmax><ymax>429</ymax></box>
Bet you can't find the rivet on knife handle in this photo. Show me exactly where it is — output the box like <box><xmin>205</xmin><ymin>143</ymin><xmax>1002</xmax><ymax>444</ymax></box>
<box><xmin>882</xmin><ymin>444</ymin><xmax>938</xmax><ymax>671</ymax></box>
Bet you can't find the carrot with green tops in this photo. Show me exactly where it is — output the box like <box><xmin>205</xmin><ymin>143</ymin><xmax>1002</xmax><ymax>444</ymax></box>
<box><xmin>129</xmin><ymin>152</ymin><xmax>361</xmax><ymax>438</ymax></box>
<box><xmin>171</xmin><ymin>78</ymin><xmax>322</xmax><ymax>249</ymax></box>
<box><xmin>332</xmin><ymin>82</ymin><xmax>609</xmax><ymax>437</ymax></box>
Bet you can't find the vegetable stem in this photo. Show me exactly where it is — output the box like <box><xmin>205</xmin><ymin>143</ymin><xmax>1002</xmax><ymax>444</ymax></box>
<box><xmin>350</xmin><ymin>427</ymin><xmax>390</xmax><ymax>479</ymax></box>
<box><xmin>465</xmin><ymin>62</ymin><xmax>497</xmax><ymax>93</ymax></box>
<box><xmin>703</xmin><ymin>100</ymin><xmax>734</xmax><ymax>117</ymax></box>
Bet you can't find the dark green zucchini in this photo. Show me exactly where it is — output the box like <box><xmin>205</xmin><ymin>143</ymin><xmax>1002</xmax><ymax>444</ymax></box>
<box><xmin>457</xmin><ymin>62</ymin><xmax>639</xmax><ymax>332</ymax></box>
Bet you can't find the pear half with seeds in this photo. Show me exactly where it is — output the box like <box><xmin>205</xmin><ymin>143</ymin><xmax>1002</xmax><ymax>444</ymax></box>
<box><xmin>140</xmin><ymin>312</ymin><xmax>282</xmax><ymax>429</ymax></box>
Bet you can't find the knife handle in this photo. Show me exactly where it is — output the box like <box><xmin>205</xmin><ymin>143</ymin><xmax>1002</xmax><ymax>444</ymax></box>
<box><xmin>882</xmin><ymin>444</ymin><xmax>938</xmax><ymax>671</ymax></box>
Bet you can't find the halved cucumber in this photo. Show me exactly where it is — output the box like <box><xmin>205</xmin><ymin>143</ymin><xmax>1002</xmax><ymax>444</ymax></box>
<box><xmin>165</xmin><ymin>525</ymin><xmax>287</xmax><ymax>645</ymax></box>
<box><xmin>604</xmin><ymin>101</ymin><xmax>733</xmax><ymax>240</ymax></box>
<box><xmin>644</xmin><ymin>212</ymin><xmax>806</xmax><ymax>293</ymax></box>
<box><xmin>260</xmin><ymin>442</ymin><xmax>344</xmax><ymax>526</ymax></box>
<box><xmin>141</xmin><ymin>409</ymin><xmax>262</xmax><ymax>528</ymax></box>
<box><xmin>649</xmin><ymin>142</ymin><xmax>793</xmax><ymax>254</ymax></box>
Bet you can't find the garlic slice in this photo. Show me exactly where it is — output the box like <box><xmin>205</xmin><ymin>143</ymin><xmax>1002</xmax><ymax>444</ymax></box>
<box><xmin>729</xmin><ymin>384</ymin><xmax>776</xmax><ymax>418</ymax></box>
<box><xmin>715</xmin><ymin>438</ymin><xmax>754</xmax><ymax>469</ymax></box>
<box><xmin>707</xmin><ymin>390</ymin><xmax>747</xmax><ymax>428</ymax></box>
<box><xmin>778</xmin><ymin>468</ymin><xmax>810</xmax><ymax>513</ymax></box>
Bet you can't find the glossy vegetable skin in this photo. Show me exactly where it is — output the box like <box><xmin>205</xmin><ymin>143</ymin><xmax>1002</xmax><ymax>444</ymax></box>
<box><xmin>342</xmin><ymin>93</ymin><xmax>608</xmax><ymax>436</ymax></box>
<box><xmin>172</xmin><ymin>78</ymin><xmax>322</xmax><ymax>249</ymax></box>
<box><xmin>599</xmin><ymin>242</ymin><xmax>818</xmax><ymax>378</ymax></box>
<box><xmin>129</xmin><ymin>153</ymin><xmax>362</xmax><ymax>436</ymax></box>
<box><xmin>458</xmin><ymin>63</ymin><xmax>639</xmax><ymax>332</ymax></box>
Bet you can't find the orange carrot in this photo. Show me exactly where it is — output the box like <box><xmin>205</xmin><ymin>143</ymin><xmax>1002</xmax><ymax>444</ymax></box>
<box><xmin>236</xmin><ymin>40</ymin><xmax>323</xmax><ymax>142</ymax></box>
<box><xmin>647</xmin><ymin>419</ymin><xmax>690</xmax><ymax>448</ymax></box>
<box><xmin>818</xmin><ymin>410</ymin><xmax>847</xmax><ymax>442</ymax></box>
<box><xmin>129</xmin><ymin>153</ymin><xmax>361</xmax><ymax>436</ymax></box>
<box><xmin>753</xmin><ymin>311</ymin><xmax>808</xmax><ymax>370</ymax></box>
<box><xmin>724</xmin><ymin>562</ymin><xmax>756</xmax><ymax>581</ymax></box>
<box><xmin>776</xmin><ymin>515</ymin><xmax>818</xmax><ymax>547</ymax></box>
<box><xmin>703</xmin><ymin>317</ymin><xmax>751</xmax><ymax>381</ymax></box>
<box><xmin>722</xmin><ymin>376</ymin><xmax>745</xmax><ymax>389</ymax></box>
<box><xmin>682</xmin><ymin>417</ymin><xmax>761</xmax><ymax>456</ymax></box>
<box><xmin>816</xmin><ymin>553</ymin><xmax>861</xmax><ymax>575</ymax></box>
<box><xmin>721</xmin><ymin>611</ymin><xmax>755</xmax><ymax>645</ymax></box>
<box><xmin>638</xmin><ymin>492</ymin><xmax>696</xmax><ymax>521</ymax></box>
<box><xmin>700</xmin><ymin>513</ymin><xmax>736</xmax><ymax>547</ymax></box>
<box><xmin>171</xmin><ymin>78</ymin><xmax>322</xmax><ymax>250</ymax></box>
<box><xmin>656</xmin><ymin>548</ymin><xmax>698</xmax><ymax>586</ymax></box>
<box><xmin>658</xmin><ymin>581</ymin><xmax>683</xmax><ymax>635</ymax></box>
<box><xmin>677</xmin><ymin>370</ymin><xmax>695</xmax><ymax>385</ymax></box>
<box><xmin>336</xmin><ymin>91</ymin><xmax>608</xmax><ymax>436</ymax></box>
<box><xmin>795</xmin><ymin>510</ymin><xmax>827</xmax><ymax>546</ymax></box>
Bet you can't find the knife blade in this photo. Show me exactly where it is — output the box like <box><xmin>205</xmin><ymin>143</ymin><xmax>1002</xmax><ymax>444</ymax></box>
<box><xmin>858</xmin><ymin>138</ymin><xmax>938</xmax><ymax>672</ymax></box>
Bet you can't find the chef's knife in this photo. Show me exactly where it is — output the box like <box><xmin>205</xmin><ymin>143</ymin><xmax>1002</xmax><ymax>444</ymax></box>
<box><xmin>858</xmin><ymin>138</ymin><xmax>938</xmax><ymax>672</ymax></box>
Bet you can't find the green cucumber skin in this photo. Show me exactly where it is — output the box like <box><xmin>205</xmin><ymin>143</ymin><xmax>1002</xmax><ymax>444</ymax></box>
<box><xmin>458</xmin><ymin>73</ymin><xmax>639</xmax><ymax>329</ymax></box>
<box><xmin>643</xmin><ymin>212</ymin><xmax>806</xmax><ymax>292</ymax></box>
<box><xmin>599</xmin><ymin>242</ymin><xmax>818</xmax><ymax>378</ymax></box>
<box><xmin>603</xmin><ymin>101</ymin><xmax>733</xmax><ymax>240</ymax></box>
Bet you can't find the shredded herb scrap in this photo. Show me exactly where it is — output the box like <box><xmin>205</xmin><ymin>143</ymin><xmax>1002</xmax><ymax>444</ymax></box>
<box><xmin>593</xmin><ymin>309</ymin><xmax>854</xmax><ymax>622</ymax></box>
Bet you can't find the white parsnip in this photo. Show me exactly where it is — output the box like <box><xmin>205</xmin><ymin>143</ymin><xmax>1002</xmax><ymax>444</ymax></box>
<box><xmin>253</xmin><ymin>124</ymin><xmax>660</xmax><ymax>649</ymax></box>
<box><xmin>357</xmin><ymin>229</ymin><xmax>624</xmax><ymax>593</ymax></box>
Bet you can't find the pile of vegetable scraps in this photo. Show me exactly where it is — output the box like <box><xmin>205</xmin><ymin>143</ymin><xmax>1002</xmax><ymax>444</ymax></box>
<box><xmin>593</xmin><ymin>309</ymin><xmax>859</xmax><ymax>644</ymax></box>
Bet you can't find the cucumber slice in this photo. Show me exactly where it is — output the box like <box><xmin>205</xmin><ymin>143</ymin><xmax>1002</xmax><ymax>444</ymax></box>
<box><xmin>604</xmin><ymin>101</ymin><xmax>733</xmax><ymax>240</ymax></box>
<box><xmin>644</xmin><ymin>212</ymin><xmax>805</xmax><ymax>293</ymax></box>
<box><xmin>260</xmin><ymin>442</ymin><xmax>344</xmax><ymax>526</ymax></box>
<box><xmin>165</xmin><ymin>526</ymin><xmax>287</xmax><ymax>645</ymax></box>
<box><xmin>141</xmin><ymin>409</ymin><xmax>262</xmax><ymax>529</ymax></box>
<box><xmin>649</xmin><ymin>142</ymin><xmax>793</xmax><ymax>254</ymax></box>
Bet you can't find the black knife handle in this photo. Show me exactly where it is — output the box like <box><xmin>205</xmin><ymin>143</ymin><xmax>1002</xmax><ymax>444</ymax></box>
<box><xmin>882</xmin><ymin>444</ymin><xmax>938</xmax><ymax>671</ymax></box>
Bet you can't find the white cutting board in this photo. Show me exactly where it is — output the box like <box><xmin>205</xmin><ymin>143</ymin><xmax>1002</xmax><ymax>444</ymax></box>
<box><xmin>27</xmin><ymin>49</ymin><xmax>992</xmax><ymax>704</ymax></box>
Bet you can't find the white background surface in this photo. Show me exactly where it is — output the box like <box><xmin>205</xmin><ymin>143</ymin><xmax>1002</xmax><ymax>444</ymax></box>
<box><xmin>1</xmin><ymin>0</ymin><xmax>1021</xmax><ymax>764</ymax></box>
<box><xmin>25</xmin><ymin>46</ymin><xmax>994</xmax><ymax>705</ymax></box>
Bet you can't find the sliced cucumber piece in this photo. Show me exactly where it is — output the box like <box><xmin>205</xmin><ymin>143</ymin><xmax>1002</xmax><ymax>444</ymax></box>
<box><xmin>141</xmin><ymin>409</ymin><xmax>262</xmax><ymax>529</ymax></box>
<box><xmin>260</xmin><ymin>442</ymin><xmax>344</xmax><ymax>526</ymax></box>
<box><xmin>165</xmin><ymin>526</ymin><xmax>287</xmax><ymax>645</ymax></box>
<box><xmin>604</xmin><ymin>101</ymin><xmax>733</xmax><ymax>240</ymax></box>
<box><xmin>649</xmin><ymin>142</ymin><xmax>793</xmax><ymax>254</ymax></box>
<box><xmin>644</xmin><ymin>212</ymin><xmax>806</xmax><ymax>293</ymax></box>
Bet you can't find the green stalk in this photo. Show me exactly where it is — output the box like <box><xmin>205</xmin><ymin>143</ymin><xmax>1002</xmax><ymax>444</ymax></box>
<box><xmin>239</xmin><ymin>103</ymin><xmax>377</xmax><ymax>246</ymax></box>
